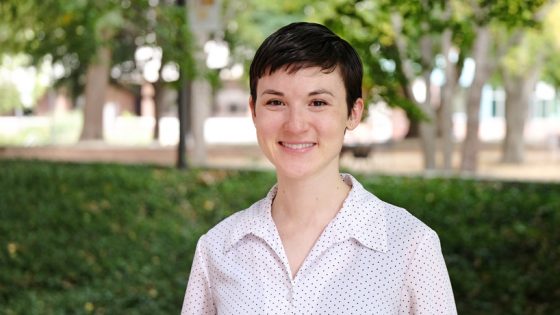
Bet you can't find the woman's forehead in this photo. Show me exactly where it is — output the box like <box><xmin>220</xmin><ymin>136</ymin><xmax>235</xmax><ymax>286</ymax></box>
<box><xmin>258</xmin><ymin>67</ymin><xmax>344</xmax><ymax>88</ymax></box>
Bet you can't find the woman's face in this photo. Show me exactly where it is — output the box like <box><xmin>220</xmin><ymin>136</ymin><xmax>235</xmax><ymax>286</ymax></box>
<box><xmin>250</xmin><ymin>66</ymin><xmax>363</xmax><ymax>180</ymax></box>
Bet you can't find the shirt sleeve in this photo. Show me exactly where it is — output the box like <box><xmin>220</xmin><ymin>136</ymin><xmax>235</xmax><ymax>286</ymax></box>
<box><xmin>399</xmin><ymin>229</ymin><xmax>457</xmax><ymax>315</ymax></box>
<box><xmin>181</xmin><ymin>235</ymin><xmax>216</xmax><ymax>315</ymax></box>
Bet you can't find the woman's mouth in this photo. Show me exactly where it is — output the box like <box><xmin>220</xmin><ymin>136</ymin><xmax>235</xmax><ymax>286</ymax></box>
<box><xmin>279</xmin><ymin>142</ymin><xmax>316</xmax><ymax>150</ymax></box>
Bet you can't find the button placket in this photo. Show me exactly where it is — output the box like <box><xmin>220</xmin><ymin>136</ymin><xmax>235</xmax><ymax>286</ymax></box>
<box><xmin>285</xmin><ymin>287</ymin><xmax>293</xmax><ymax>303</ymax></box>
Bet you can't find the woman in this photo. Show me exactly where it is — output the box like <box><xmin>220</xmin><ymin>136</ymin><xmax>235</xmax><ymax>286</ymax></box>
<box><xmin>182</xmin><ymin>22</ymin><xmax>457</xmax><ymax>314</ymax></box>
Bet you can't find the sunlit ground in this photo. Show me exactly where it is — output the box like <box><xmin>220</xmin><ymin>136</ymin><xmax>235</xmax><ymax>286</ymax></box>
<box><xmin>0</xmin><ymin>112</ymin><xmax>169</xmax><ymax>146</ymax></box>
<box><xmin>0</xmin><ymin>111</ymin><xmax>82</xmax><ymax>146</ymax></box>
<box><xmin>0</xmin><ymin>112</ymin><xmax>263</xmax><ymax>147</ymax></box>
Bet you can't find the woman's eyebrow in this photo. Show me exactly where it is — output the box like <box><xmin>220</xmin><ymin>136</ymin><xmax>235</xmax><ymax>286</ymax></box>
<box><xmin>309</xmin><ymin>89</ymin><xmax>334</xmax><ymax>96</ymax></box>
<box><xmin>260</xmin><ymin>88</ymin><xmax>334</xmax><ymax>97</ymax></box>
<box><xmin>261</xmin><ymin>89</ymin><xmax>284</xmax><ymax>97</ymax></box>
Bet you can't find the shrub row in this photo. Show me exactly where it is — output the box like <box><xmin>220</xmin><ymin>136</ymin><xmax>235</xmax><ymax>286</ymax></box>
<box><xmin>357</xmin><ymin>175</ymin><xmax>560</xmax><ymax>314</ymax></box>
<box><xmin>1</xmin><ymin>160</ymin><xmax>558</xmax><ymax>314</ymax></box>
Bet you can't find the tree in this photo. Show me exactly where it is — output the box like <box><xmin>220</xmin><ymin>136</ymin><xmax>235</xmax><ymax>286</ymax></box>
<box><xmin>222</xmin><ymin>0</ymin><xmax>429</xmax><ymax>130</ymax></box>
<box><xmin>0</xmin><ymin>1</ymin><xmax>126</xmax><ymax>140</ymax></box>
<box><xmin>499</xmin><ymin>1</ymin><xmax>560</xmax><ymax>163</ymax></box>
<box><xmin>223</xmin><ymin>0</ymin><xmax>309</xmax><ymax>76</ymax></box>
<box><xmin>540</xmin><ymin>5</ymin><xmax>560</xmax><ymax>99</ymax></box>
<box><xmin>81</xmin><ymin>13</ymin><xmax>120</xmax><ymax>140</ymax></box>
<box><xmin>460</xmin><ymin>0</ymin><xmax>549</xmax><ymax>171</ymax></box>
<box><xmin>111</xmin><ymin>0</ymin><xmax>195</xmax><ymax>142</ymax></box>
<box><xmin>0</xmin><ymin>0</ymin><xmax>195</xmax><ymax>142</ymax></box>
<box><xmin>541</xmin><ymin>3</ymin><xmax>560</xmax><ymax>88</ymax></box>
<box><xmin>500</xmin><ymin>31</ymin><xmax>542</xmax><ymax>163</ymax></box>
<box><xmin>0</xmin><ymin>55</ymin><xmax>50</xmax><ymax>115</ymax></box>
<box><xmin>438</xmin><ymin>1</ymin><xmax>463</xmax><ymax>170</ymax></box>
<box><xmin>222</xmin><ymin>0</ymin><xmax>553</xmax><ymax>172</ymax></box>
<box><xmin>460</xmin><ymin>23</ymin><xmax>493</xmax><ymax>172</ymax></box>
<box><xmin>317</xmin><ymin>0</ymin><xmax>464</xmax><ymax>170</ymax></box>
<box><xmin>388</xmin><ymin>3</ymin><xmax>438</xmax><ymax>169</ymax></box>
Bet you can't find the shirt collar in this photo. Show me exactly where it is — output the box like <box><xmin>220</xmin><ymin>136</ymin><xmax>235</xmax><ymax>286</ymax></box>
<box><xmin>225</xmin><ymin>185</ymin><xmax>281</xmax><ymax>253</ymax></box>
<box><xmin>330</xmin><ymin>174</ymin><xmax>388</xmax><ymax>253</ymax></box>
<box><xmin>225</xmin><ymin>174</ymin><xmax>388</xmax><ymax>253</ymax></box>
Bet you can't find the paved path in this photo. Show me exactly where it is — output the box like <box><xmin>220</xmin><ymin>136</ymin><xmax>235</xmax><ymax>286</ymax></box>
<box><xmin>1</xmin><ymin>141</ymin><xmax>559</xmax><ymax>182</ymax></box>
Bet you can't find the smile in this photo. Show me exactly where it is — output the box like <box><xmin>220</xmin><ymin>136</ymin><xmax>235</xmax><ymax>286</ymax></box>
<box><xmin>279</xmin><ymin>142</ymin><xmax>316</xmax><ymax>150</ymax></box>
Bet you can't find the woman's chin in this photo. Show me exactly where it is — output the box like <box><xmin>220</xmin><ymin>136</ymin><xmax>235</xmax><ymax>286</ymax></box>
<box><xmin>273</xmin><ymin>164</ymin><xmax>313</xmax><ymax>180</ymax></box>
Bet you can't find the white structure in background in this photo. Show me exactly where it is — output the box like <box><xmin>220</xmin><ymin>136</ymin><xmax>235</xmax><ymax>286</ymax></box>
<box><xmin>204</xmin><ymin>116</ymin><xmax>256</xmax><ymax>144</ymax></box>
<box><xmin>204</xmin><ymin>79</ymin><xmax>253</xmax><ymax>144</ymax></box>
<box><xmin>205</xmin><ymin>39</ymin><xmax>229</xmax><ymax>69</ymax></box>
<box><xmin>453</xmin><ymin>81</ymin><xmax>560</xmax><ymax>144</ymax></box>
<box><xmin>343</xmin><ymin>103</ymin><xmax>407</xmax><ymax>146</ymax></box>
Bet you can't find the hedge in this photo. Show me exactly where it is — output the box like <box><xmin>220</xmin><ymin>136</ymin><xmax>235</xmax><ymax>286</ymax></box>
<box><xmin>0</xmin><ymin>160</ymin><xmax>558</xmax><ymax>314</ymax></box>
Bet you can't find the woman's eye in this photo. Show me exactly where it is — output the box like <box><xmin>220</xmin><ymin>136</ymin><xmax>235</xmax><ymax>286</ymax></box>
<box><xmin>310</xmin><ymin>100</ymin><xmax>327</xmax><ymax>107</ymax></box>
<box><xmin>266</xmin><ymin>100</ymin><xmax>284</xmax><ymax>106</ymax></box>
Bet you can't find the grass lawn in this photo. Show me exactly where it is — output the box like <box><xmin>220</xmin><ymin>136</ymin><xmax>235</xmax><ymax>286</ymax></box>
<box><xmin>1</xmin><ymin>159</ymin><xmax>559</xmax><ymax>314</ymax></box>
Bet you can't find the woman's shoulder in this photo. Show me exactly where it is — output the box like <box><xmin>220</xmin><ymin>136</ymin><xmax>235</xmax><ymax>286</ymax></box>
<box><xmin>380</xmin><ymin>200</ymin><xmax>433</xmax><ymax>235</ymax></box>
<box><xmin>348</xmin><ymin>175</ymin><xmax>433</xmax><ymax>236</ymax></box>
<box><xmin>197</xmin><ymin>196</ymin><xmax>269</xmax><ymax>251</ymax></box>
<box><xmin>369</xmin><ymin>195</ymin><xmax>442</xmax><ymax>256</ymax></box>
<box><xmin>350</xmin><ymin>181</ymin><xmax>436</xmax><ymax>246</ymax></box>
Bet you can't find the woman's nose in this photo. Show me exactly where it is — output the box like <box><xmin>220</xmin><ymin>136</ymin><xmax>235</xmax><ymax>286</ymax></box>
<box><xmin>284</xmin><ymin>106</ymin><xmax>309</xmax><ymax>133</ymax></box>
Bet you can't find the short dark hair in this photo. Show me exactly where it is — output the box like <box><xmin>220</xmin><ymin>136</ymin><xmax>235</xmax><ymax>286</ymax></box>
<box><xmin>249</xmin><ymin>22</ymin><xmax>363</xmax><ymax>116</ymax></box>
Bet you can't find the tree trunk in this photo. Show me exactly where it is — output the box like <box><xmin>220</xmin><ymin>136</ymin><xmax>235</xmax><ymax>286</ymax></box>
<box><xmin>190</xmin><ymin>28</ymin><xmax>211</xmax><ymax>166</ymax></box>
<box><xmin>153</xmin><ymin>80</ymin><xmax>165</xmax><ymax>141</ymax></box>
<box><xmin>440</xmin><ymin>28</ymin><xmax>458</xmax><ymax>170</ymax></box>
<box><xmin>405</xmin><ymin>120</ymin><xmax>420</xmax><ymax>138</ymax></box>
<box><xmin>418</xmin><ymin>26</ymin><xmax>436</xmax><ymax>170</ymax></box>
<box><xmin>418</xmin><ymin>68</ymin><xmax>436</xmax><ymax>170</ymax></box>
<box><xmin>190</xmin><ymin>79</ymin><xmax>210</xmax><ymax>165</ymax></box>
<box><xmin>419</xmin><ymin>120</ymin><xmax>437</xmax><ymax>169</ymax></box>
<box><xmin>80</xmin><ymin>46</ymin><xmax>111</xmax><ymax>141</ymax></box>
<box><xmin>502</xmin><ymin>67</ymin><xmax>539</xmax><ymax>163</ymax></box>
<box><xmin>391</xmin><ymin>12</ymin><xmax>436</xmax><ymax>170</ymax></box>
<box><xmin>461</xmin><ymin>25</ymin><xmax>492</xmax><ymax>172</ymax></box>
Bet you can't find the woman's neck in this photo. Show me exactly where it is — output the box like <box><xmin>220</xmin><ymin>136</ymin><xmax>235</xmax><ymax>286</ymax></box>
<box><xmin>272</xmin><ymin>171</ymin><xmax>351</xmax><ymax>227</ymax></box>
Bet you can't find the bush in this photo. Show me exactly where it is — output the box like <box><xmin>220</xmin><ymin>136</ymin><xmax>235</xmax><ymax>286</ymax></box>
<box><xmin>357</xmin><ymin>175</ymin><xmax>560</xmax><ymax>314</ymax></box>
<box><xmin>0</xmin><ymin>160</ymin><xmax>274</xmax><ymax>314</ymax></box>
<box><xmin>0</xmin><ymin>160</ymin><xmax>558</xmax><ymax>314</ymax></box>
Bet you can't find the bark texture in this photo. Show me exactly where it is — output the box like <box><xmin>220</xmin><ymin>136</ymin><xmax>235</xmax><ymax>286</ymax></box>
<box><xmin>440</xmin><ymin>28</ymin><xmax>458</xmax><ymax>170</ymax></box>
<box><xmin>461</xmin><ymin>26</ymin><xmax>492</xmax><ymax>172</ymax></box>
<box><xmin>391</xmin><ymin>12</ymin><xmax>436</xmax><ymax>170</ymax></box>
<box><xmin>80</xmin><ymin>46</ymin><xmax>111</xmax><ymax>141</ymax></box>
<box><xmin>502</xmin><ymin>67</ymin><xmax>539</xmax><ymax>163</ymax></box>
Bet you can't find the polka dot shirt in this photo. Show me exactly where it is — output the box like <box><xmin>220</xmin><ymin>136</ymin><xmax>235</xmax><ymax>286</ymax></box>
<box><xmin>181</xmin><ymin>174</ymin><xmax>457</xmax><ymax>314</ymax></box>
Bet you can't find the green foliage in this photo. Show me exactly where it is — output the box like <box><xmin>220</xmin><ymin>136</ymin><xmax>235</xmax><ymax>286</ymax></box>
<box><xmin>0</xmin><ymin>54</ymin><xmax>50</xmax><ymax>114</ymax></box>
<box><xmin>154</xmin><ymin>3</ymin><xmax>196</xmax><ymax>83</ymax></box>
<box><xmin>541</xmin><ymin>2</ymin><xmax>560</xmax><ymax>88</ymax></box>
<box><xmin>223</xmin><ymin>0</ymin><xmax>311</xmax><ymax>86</ymax></box>
<box><xmin>223</xmin><ymin>0</ymin><xmax>554</xmax><ymax>122</ymax></box>
<box><xmin>0</xmin><ymin>160</ymin><xmax>275</xmax><ymax>314</ymax></box>
<box><xmin>0</xmin><ymin>80</ymin><xmax>20</xmax><ymax>114</ymax></box>
<box><xmin>111</xmin><ymin>0</ymin><xmax>196</xmax><ymax>86</ymax></box>
<box><xmin>0</xmin><ymin>0</ymin><xmax>196</xmax><ymax>100</ymax></box>
<box><xmin>1</xmin><ymin>160</ymin><xmax>559</xmax><ymax>314</ymax></box>
<box><xmin>482</xmin><ymin>0</ymin><xmax>548</xmax><ymax>28</ymax></box>
<box><xmin>357</xmin><ymin>174</ymin><xmax>560</xmax><ymax>315</ymax></box>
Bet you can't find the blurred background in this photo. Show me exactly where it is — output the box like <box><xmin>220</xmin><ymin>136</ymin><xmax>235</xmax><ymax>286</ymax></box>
<box><xmin>1</xmin><ymin>0</ymin><xmax>560</xmax><ymax>180</ymax></box>
<box><xmin>2</xmin><ymin>1</ymin><xmax>560</xmax><ymax>314</ymax></box>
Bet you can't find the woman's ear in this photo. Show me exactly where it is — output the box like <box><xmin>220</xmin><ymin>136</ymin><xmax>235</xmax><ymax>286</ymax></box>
<box><xmin>249</xmin><ymin>96</ymin><xmax>256</xmax><ymax>120</ymax></box>
<box><xmin>346</xmin><ymin>98</ymin><xmax>364</xmax><ymax>130</ymax></box>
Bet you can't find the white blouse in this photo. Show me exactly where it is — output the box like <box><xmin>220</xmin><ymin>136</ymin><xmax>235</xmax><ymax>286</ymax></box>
<box><xmin>181</xmin><ymin>174</ymin><xmax>457</xmax><ymax>314</ymax></box>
